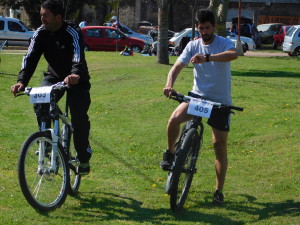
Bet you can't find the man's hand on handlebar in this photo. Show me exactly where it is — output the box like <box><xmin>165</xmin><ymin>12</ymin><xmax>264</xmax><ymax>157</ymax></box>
<box><xmin>64</xmin><ymin>74</ymin><xmax>80</xmax><ymax>88</ymax></box>
<box><xmin>163</xmin><ymin>87</ymin><xmax>177</xmax><ymax>99</ymax></box>
<box><xmin>11</xmin><ymin>82</ymin><xmax>25</xmax><ymax>96</ymax></box>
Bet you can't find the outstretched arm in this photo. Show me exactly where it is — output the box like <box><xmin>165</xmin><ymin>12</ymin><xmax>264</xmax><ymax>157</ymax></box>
<box><xmin>190</xmin><ymin>48</ymin><xmax>238</xmax><ymax>64</ymax></box>
<box><xmin>163</xmin><ymin>61</ymin><xmax>186</xmax><ymax>98</ymax></box>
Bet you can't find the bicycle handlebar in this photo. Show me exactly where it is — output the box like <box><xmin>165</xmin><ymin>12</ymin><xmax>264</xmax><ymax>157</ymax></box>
<box><xmin>171</xmin><ymin>92</ymin><xmax>244</xmax><ymax>111</ymax></box>
<box><xmin>15</xmin><ymin>82</ymin><xmax>67</xmax><ymax>97</ymax></box>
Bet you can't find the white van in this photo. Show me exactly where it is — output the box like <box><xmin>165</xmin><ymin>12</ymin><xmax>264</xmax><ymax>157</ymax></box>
<box><xmin>282</xmin><ymin>25</ymin><xmax>300</xmax><ymax>56</ymax></box>
<box><xmin>0</xmin><ymin>16</ymin><xmax>34</xmax><ymax>46</ymax></box>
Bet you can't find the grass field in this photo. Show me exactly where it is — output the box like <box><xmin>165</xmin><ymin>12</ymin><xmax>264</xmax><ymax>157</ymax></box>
<box><xmin>0</xmin><ymin>51</ymin><xmax>299</xmax><ymax>225</ymax></box>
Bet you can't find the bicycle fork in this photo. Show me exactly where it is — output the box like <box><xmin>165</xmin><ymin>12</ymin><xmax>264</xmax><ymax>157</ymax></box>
<box><xmin>38</xmin><ymin>119</ymin><xmax>60</xmax><ymax>174</ymax></box>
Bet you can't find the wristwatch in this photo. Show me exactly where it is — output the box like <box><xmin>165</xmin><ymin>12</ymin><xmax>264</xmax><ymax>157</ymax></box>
<box><xmin>205</xmin><ymin>54</ymin><xmax>210</xmax><ymax>62</ymax></box>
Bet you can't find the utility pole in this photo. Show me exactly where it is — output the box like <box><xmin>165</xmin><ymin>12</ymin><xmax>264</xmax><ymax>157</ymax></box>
<box><xmin>116</xmin><ymin>4</ymin><xmax>120</xmax><ymax>52</ymax></box>
<box><xmin>192</xmin><ymin>0</ymin><xmax>198</xmax><ymax>39</ymax></box>
<box><xmin>235</xmin><ymin>0</ymin><xmax>244</xmax><ymax>56</ymax></box>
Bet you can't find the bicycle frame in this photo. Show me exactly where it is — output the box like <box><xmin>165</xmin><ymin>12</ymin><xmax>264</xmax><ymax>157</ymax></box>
<box><xmin>36</xmin><ymin>85</ymin><xmax>73</xmax><ymax>174</ymax></box>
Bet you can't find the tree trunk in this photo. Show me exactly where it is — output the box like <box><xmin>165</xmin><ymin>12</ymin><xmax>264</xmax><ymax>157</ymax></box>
<box><xmin>208</xmin><ymin>0</ymin><xmax>229</xmax><ymax>37</ymax></box>
<box><xmin>157</xmin><ymin>4</ymin><xmax>170</xmax><ymax>64</ymax></box>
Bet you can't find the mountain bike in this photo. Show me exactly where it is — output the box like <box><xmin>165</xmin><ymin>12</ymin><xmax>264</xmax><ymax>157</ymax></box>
<box><xmin>165</xmin><ymin>91</ymin><xmax>244</xmax><ymax>212</ymax></box>
<box><xmin>16</xmin><ymin>82</ymin><xmax>81</xmax><ymax>211</ymax></box>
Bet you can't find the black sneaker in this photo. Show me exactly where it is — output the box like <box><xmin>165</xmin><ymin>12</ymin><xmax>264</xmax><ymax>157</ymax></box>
<box><xmin>212</xmin><ymin>190</ymin><xmax>224</xmax><ymax>205</ymax></box>
<box><xmin>160</xmin><ymin>150</ymin><xmax>175</xmax><ymax>171</ymax></box>
<box><xmin>78</xmin><ymin>162</ymin><xmax>90</xmax><ymax>176</ymax></box>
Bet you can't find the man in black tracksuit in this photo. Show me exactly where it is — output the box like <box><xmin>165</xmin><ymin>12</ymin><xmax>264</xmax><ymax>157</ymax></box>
<box><xmin>11</xmin><ymin>0</ymin><xmax>92</xmax><ymax>175</ymax></box>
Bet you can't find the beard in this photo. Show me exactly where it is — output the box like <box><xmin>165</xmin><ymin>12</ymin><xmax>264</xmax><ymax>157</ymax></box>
<box><xmin>202</xmin><ymin>33</ymin><xmax>214</xmax><ymax>42</ymax></box>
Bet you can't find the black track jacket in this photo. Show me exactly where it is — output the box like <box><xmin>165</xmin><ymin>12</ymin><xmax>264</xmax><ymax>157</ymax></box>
<box><xmin>18</xmin><ymin>22</ymin><xmax>90</xmax><ymax>88</ymax></box>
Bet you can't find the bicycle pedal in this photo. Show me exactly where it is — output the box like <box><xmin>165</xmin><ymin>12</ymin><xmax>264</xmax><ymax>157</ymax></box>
<box><xmin>191</xmin><ymin>168</ymin><xmax>197</xmax><ymax>173</ymax></box>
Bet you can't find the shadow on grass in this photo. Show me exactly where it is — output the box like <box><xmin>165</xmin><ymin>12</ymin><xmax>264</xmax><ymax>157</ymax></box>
<box><xmin>196</xmin><ymin>193</ymin><xmax>300</xmax><ymax>223</ymax></box>
<box><xmin>60</xmin><ymin>140</ymin><xmax>299</xmax><ymax>224</ymax></box>
<box><xmin>65</xmin><ymin>192</ymin><xmax>243</xmax><ymax>225</ymax></box>
<box><xmin>227</xmin><ymin>194</ymin><xmax>300</xmax><ymax>221</ymax></box>
<box><xmin>232</xmin><ymin>70</ymin><xmax>300</xmax><ymax>78</ymax></box>
<box><xmin>53</xmin><ymin>191</ymin><xmax>300</xmax><ymax>224</ymax></box>
<box><xmin>182</xmin><ymin>64</ymin><xmax>300</xmax><ymax>79</ymax></box>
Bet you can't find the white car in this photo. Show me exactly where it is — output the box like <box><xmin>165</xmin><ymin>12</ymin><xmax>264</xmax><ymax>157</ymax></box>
<box><xmin>169</xmin><ymin>28</ymin><xmax>255</xmax><ymax>52</ymax></box>
<box><xmin>169</xmin><ymin>28</ymin><xmax>200</xmax><ymax>47</ymax></box>
<box><xmin>226</xmin><ymin>31</ymin><xmax>256</xmax><ymax>51</ymax></box>
<box><xmin>120</xmin><ymin>24</ymin><xmax>153</xmax><ymax>44</ymax></box>
<box><xmin>283</xmin><ymin>25</ymin><xmax>300</xmax><ymax>56</ymax></box>
<box><xmin>0</xmin><ymin>16</ymin><xmax>34</xmax><ymax>46</ymax></box>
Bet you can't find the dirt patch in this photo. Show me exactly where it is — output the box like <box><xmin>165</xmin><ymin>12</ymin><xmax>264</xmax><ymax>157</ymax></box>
<box><xmin>244</xmin><ymin>51</ymin><xmax>288</xmax><ymax>57</ymax></box>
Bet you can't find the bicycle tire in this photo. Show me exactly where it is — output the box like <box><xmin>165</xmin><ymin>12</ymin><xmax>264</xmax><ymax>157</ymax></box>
<box><xmin>18</xmin><ymin>131</ymin><xmax>70</xmax><ymax>211</ymax></box>
<box><xmin>169</xmin><ymin>128</ymin><xmax>199</xmax><ymax>212</ymax></box>
<box><xmin>68</xmin><ymin>132</ymin><xmax>81</xmax><ymax>195</ymax></box>
<box><xmin>165</xmin><ymin>121</ymin><xmax>190</xmax><ymax>194</ymax></box>
<box><xmin>62</xmin><ymin>124</ymin><xmax>81</xmax><ymax>195</ymax></box>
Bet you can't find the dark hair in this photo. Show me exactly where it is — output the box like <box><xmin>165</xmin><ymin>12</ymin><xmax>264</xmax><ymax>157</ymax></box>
<box><xmin>41</xmin><ymin>0</ymin><xmax>64</xmax><ymax>16</ymax></box>
<box><xmin>195</xmin><ymin>9</ymin><xmax>215</xmax><ymax>26</ymax></box>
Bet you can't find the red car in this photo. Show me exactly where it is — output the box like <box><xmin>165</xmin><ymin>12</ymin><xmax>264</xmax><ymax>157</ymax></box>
<box><xmin>272</xmin><ymin>25</ymin><xmax>293</xmax><ymax>49</ymax></box>
<box><xmin>81</xmin><ymin>26</ymin><xmax>144</xmax><ymax>52</ymax></box>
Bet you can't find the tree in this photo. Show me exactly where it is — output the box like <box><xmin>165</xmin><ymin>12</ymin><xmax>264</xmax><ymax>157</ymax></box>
<box><xmin>208</xmin><ymin>0</ymin><xmax>229</xmax><ymax>37</ymax></box>
<box><xmin>0</xmin><ymin>0</ymin><xmax>105</xmax><ymax>29</ymax></box>
<box><xmin>156</xmin><ymin>0</ymin><xmax>172</xmax><ymax>65</ymax></box>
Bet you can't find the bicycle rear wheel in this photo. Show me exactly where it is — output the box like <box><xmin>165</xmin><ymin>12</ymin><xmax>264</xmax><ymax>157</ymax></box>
<box><xmin>18</xmin><ymin>131</ymin><xmax>70</xmax><ymax>211</ymax></box>
<box><xmin>62</xmin><ymin>124</ymin><xmax>81</xmax><ymax>195</ymax></box>
<box><xmin>68</xmin><ymin>134</ymin><xmax>81</xmax><ymax>195</ymax></box>
<box><xmin>169</xmin><ymin>128</ymin><xmax>199</xmax><ymax>212</ymax></box>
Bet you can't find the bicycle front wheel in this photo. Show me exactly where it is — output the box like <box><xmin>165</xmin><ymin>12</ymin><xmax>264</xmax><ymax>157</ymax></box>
<box><xmin>18</xmin><ymin>131</ymin><xmax>70</xmax><ymax>211</ymax></box>
<box><xmin>170</xmin><ymin>128</ymin><xmax>199</xmax><ymax>212</ymax></box>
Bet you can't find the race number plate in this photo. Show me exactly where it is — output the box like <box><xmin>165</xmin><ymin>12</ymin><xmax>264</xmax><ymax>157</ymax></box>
<box><xmin>29</xmin><ymin>86</ymin><xmax>52</xmax><ymax>104</ymax></box>
<box><xmin>187</xmin><ymin>98</ymin><xmax>213</xmax><ymax>118</ymax></box>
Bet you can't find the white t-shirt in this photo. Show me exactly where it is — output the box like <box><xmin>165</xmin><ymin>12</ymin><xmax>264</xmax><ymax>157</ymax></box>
<box><xmin>177</xmin><ymin>35</ymin><xmax>234</xmax><ymax>105</ymax></box>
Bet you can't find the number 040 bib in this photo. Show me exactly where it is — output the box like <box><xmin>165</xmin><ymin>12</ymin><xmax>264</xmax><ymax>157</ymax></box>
<box><xmin>187</xmin><ymin>98</ymin><xmax>213</xmax><ymax>118</ymax></box>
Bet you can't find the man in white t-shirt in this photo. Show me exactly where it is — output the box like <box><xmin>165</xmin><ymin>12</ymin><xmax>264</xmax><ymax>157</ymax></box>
<box><xmin>160</xmin><ymin>9</ymin><xmax>238</xmax><ymax>205</ymax></box>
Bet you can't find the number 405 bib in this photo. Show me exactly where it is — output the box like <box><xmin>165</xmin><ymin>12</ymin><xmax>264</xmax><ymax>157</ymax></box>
<box><xmin>187</xmin><ymin>98</ymin><xmax>213</xmax><ymax>118</ymax></box>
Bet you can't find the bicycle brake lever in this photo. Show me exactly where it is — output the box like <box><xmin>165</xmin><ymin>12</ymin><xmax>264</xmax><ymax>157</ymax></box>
<box><xmin>14</xmin><ymin>93</ymin><xmax>26</xmax><ymax>98</ymax></box>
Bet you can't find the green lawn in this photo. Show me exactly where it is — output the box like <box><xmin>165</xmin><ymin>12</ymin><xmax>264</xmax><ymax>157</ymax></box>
<box><xmin>0</xmin><ymin>51</ymin><xmax>299</xmax><ymax>225</ymax></box>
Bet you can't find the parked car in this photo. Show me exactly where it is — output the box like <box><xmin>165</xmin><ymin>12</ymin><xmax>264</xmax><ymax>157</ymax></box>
<box><xmin>151</xmin><ymin>38</ymin><xmax>248</xmax><ymax>57</ymax></box>
<box><xmin>118</xmin><ymin>24</ymin><xmax>153</xmax><ymax>44</ymax></box>
<box><xmin>257</xmin><ymin>23</ymin><xmax>284</xmax><ymax>44</ymax></box>
<box><xmin>230</xmin><ymin>39</ymin><xmax>248</xmax><ymax>53</ymax></box>
<box><xmin>226</xmin><ymin>31</ymin><xmax>256</xmax><ymax>51</ymax></box>
<box><xmin>103</xmin><ymin>22</ymin><xmax>153</xmax><ymax>44</ymax></box>
<box><xmin>282</xmin><ymin>25</ymin><xmax>300</xmax><ymax>56</ymax></box>
<box><xmin>138</xmin><ymin>21</ymin><xmax>153</xmax><ymax>27</ymax></box>
<box><xmin>272</xmin><ymin>25</ymin><xmax>293</xmax><ymax>49</ymax></box>
<box><xmin>81</xmin><ymin>26</ymin><xmax>145</xmax><ymax>52</ymax></box>
<box><xmin>148</xmin><ymin>28</ymin><xmax>175</xmax><ymax>42</ymax></box>
<box><xmin>0</xmin><ymin>16</ymin><xmax>34</xmax><ymax>46</ymax></box>
<box><xmin>169</xmin><ymin>28</ymin><xmax>200</xmax><ymax>47</ymax></box>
